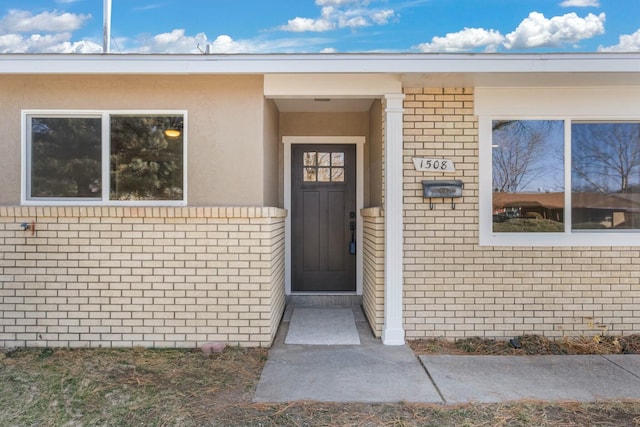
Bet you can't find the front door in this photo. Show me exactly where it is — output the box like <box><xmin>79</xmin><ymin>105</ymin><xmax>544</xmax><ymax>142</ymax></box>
<box><xmin>292</xmin><ymin>144</ymin><xmax>356</xmax><ymax>292</ymax></box>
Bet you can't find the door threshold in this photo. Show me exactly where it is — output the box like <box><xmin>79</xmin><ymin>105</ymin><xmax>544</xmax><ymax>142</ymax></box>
<box><xmin>289</xmin><ymin>292</ymin><xmax>359</xmax><ymax>296</ymax></box>
<box><xmin>287</xmin><ymin>294</ymin><xmax>362</xmax><ymax>308</ymax></box>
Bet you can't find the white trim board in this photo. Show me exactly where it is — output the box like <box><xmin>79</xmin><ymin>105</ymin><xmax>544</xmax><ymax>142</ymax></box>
<box><xmin>283</xmin><ymin>136</ymin><xmax>365</xmax><ymax>296</ymax></box>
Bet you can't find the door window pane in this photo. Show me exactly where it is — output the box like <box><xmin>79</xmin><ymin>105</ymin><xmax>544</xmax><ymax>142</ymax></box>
<box><xmin>318</xmin><ymin>152</ymin><xmax>331</xmax><ymax>167</ymax></box>
<box><xmin>332</xmin><ymin>152</ymin><xmax>344</xmax><ymax>167</ymax></box>
<box><xmin>492</xmin><ymin>120</ymin><xmax>565</xmax><ymax>232</ymax></box>
<box><xmin>318</xmin><ymin>168</ymin><xmax>331</xmax><ymax>182</ymax></box>
<box><xmin>331</xmin><ymin>168</ymin><xmax>344</xmax><ymax>182</ymax></box>
<box><xmin>30</xmin><ymin>117</ymin><xmax>102</xmax><ymax>198</ymax></box>
<box><xmin>572</xmin><ymin>122</ymin><xmax>640</xmax><ymax>230</ymax></box>
<box><xmin>302</xmin><ymin>151</ymin><xmax>346</xmax><ymax>182</ymax></box>
<box><xmin>304</xmin><ymin>167</ymin><xmax>317</xmax><ymax>182</ymax></box>
<box><xmin>304</xmin><ymin>152</ymin><xmax>317</xmax><ymax>166</ymax></box>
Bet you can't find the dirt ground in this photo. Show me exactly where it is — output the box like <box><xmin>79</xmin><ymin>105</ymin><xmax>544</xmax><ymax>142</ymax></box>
<box><xmin>410</xmin><ymin>334</ymin><xmax>640</xmax><ymax>356</ymax></box>
<box><xmin>1</xmin><ymin>336</ymin><xmax>640</xmax><ymax>426</ymax></box>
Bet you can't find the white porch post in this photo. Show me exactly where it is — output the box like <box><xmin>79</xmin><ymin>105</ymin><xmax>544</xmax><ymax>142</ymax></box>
<box><xmin>382</xmin><ymin>93</ymin><xmax>405</xmax><ymax>345</ymax></box>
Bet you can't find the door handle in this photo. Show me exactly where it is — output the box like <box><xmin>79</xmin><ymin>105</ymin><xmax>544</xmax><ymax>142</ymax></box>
<box><xmin>349</xmin><ymin>221</ymin><xmax>356</xmax><ymax>255</ymax></box>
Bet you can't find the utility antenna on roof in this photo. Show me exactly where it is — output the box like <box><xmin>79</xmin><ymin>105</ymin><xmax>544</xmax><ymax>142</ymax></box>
<box><xmin>103</xmin><ymin>0</ymin><xmax>112</xmax><ymax>53</ymax></box>
<box><xmin>197</xmin><ymin>44</ymin><xmax>211</xmax><ymax>54</ymax></box>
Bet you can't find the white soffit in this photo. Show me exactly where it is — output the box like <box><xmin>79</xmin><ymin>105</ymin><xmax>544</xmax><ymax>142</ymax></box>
<box><xmin>274</xmin><ymin>98</ymin><xmax>374</xmax><ymax>113</ymax></box>
<box><xmin>264</xmin><ymin>74</ymin><xmax>401</xmax><ymax>97</ymax></box>
<box><xmin>1</xmin><ymin>53</ymin><xmax>640</xmax><ymax>88</ymax></box>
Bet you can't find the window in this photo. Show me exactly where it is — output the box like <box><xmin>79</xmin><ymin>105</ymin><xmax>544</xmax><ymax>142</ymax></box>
<box><xmin>24</xmin><ymin>111</ymin><xmax>186</xmax><ymax>205</ymax></box>
<box><xmin>572</xmin><ymin>122</ymin><xmax>640</xmax><ymax>230</ymax></box>
<box><xmin>486</xmin><ymin>118</ymin><xmax>640</xmax><ymax>245</ymax></box>
<box><xmin>302</xmin><ymin>151</ymin><xmax>345</xmax><ymax>182</ymax></box>
<box><xmin>492</xmin><ymin>120</ymin><xmax>564</xmax><ymax>233</ymax></box>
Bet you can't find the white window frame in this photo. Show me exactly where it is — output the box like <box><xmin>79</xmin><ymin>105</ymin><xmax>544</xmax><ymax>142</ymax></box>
<box><xmin>477</xmin><ymin>87</ymin><xmax>640</xmax><ymax>247</ymax></box>
<box><xmin>22</xmin><ymin>110</ymin><xmax>188</xmax><ymax>206</ymax></box>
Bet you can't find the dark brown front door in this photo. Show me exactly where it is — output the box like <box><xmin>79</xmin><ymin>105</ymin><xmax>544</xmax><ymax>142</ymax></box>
<box><xmin>292</xmin><ymin>144</ymin><xmax>356</xmax><ymax>292</ymax></box>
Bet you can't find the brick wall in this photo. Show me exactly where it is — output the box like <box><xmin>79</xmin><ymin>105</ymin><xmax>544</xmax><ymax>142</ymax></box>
<box><xmin>0</xmin><ymin>206</ymin><xmax>286</xmax><ymax>348</ymax></box>
<box><xmin>361</xmin><ymin>207</ymin><xmax>384</xmax><ymax>337</ymax></box>
<box><xmin>402</xmin><ymin>87</ymin><xmax>640</xmax><ymax>339</ymax></box>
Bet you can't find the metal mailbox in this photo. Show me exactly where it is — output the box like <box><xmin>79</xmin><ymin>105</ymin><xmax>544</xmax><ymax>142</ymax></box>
<box><xmin>422</xmin><ymin>180</ymin><xmax>464</xmax><ymax>209</ymax></box>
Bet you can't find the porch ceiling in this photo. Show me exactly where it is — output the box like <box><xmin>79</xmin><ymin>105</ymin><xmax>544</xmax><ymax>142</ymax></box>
<box><xmin>273</xmin><ymin>98</ymin><xmax>375</xmax><ymax>113</ymax></box>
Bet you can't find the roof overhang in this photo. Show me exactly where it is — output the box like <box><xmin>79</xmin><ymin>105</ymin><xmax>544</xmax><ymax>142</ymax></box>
<box><xmin>1</xmin><ymin>52</ymin><xmax>640</xmax><ymax>88</ymax></box>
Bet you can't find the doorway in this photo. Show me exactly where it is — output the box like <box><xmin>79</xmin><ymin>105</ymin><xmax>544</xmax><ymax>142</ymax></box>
<box><xmin>291</xmin><ymin>144</ymin><xmax>356</xmax><ymax>292</ymax></box>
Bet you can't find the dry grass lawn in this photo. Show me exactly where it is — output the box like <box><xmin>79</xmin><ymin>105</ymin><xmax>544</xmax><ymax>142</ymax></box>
<box><xmin>1</xmin><ymin>336</ymin><xmax>640</xmax><ymax>426</ymax></box>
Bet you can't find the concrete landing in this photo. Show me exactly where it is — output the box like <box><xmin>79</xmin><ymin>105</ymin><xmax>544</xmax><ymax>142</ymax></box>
<box><xmin>285</xmin><ymin>308</ymin><xmax>360</xmax><ymax>345</ymax></box>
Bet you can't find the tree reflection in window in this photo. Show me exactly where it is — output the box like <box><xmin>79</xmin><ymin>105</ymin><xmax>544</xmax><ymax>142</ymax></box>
<box><xmin>303</xmin><ymin>151</ymin><xmax>345</xmax><ymax>182</ymax></box>
<box><xmin>572</xmin><ymin>122</ymin><xmax>640</xmax><ymax>229</ymax></box>
<box><xmin>30</xmin><ymin>117</ymin><xmax>102</xmax><ymax>198</ymax></box>
<box><xmin>492</xmin><ymin>120</ymin><xmax>564</xmax><ymax>232</ymax></box>
<box><xmin>110</xmin><ymin>115</ymin><xmax>184</xmax><ymax>200</ymax></box>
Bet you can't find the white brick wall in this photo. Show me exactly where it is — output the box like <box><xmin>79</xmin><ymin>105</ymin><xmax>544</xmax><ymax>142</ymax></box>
<box><xmin>361</xmin><ymin>207</ymin><xmax>384</xmax><ymax>337</ymax></box>
<box><xmin>0</xmin><ymin>206</ymin><xmax>286</xmax><ymax>348</ymax></box>
<box><xmin>402</xmin><ymin>87</ymin><xmax>640</xmax><ymax>339</ymax></box>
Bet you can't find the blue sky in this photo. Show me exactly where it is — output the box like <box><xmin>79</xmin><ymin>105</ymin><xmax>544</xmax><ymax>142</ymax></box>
<box><xmin>0</xmin><ymin>0</ymin><xmax>638</xmax><ymax>53</ymax></box>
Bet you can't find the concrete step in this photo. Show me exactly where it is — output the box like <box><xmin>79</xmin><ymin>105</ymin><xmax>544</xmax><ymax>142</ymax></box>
<box><xmin>287</xmin><ymin>294</ymin><xmax>361</xmax><ymax>308</ymax></box>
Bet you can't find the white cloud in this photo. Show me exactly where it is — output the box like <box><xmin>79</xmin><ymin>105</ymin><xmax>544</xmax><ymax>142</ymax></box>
<box><xmin>598</xmin><ymin>29</ymin><xmax>640</xmax><ymax>52</ymax></box>
<box><xmin>371</xmin><ymin>9</ymin><xmax>395</xmax><ymax>25</ymax></box>
<box><xmin>135</xmin><ymin>29</ymin><xmax>210</xmax><ymax>53</ymax></box>
<box><xmin>414</xmin><ymin>10</ymin><xmax>606</xmax><ymax>52</ymax></box>
<box><xmin>132</xmin><ymin>29</ymin><xmax>331</xmax><ymax>54</ymax></box>
<box><xmin>0</xmin><ymin>7</ymin><xmax>330</xmax><ymax>54</ymax></box>
<box><xmin>0</xmin><ymin>32</ymin><xmax>101</xmax><ymax>53</ymax></box>
<box><xmin>281</xmin><ymin>16</ymin><xmax>335</xmax><ymax>32</ymax></box>
<box><xmin>559</xmin><ymin>0</ymin><xmax>600</xmax><ymax>7</ymax></box>
<box><xmin>0</xmin><ymin>9</ymin><xmax>91</xmax><ymax>33</ymax></box>
<box><xmin>279</xmin><ymin>1</ymin><xmax>396</xmax><ymax>32</ymax></box>
<box><xmin>0</xmin><ymin>9</ymin><xmax>99</xmax><ymax>53</ymax></box>
<box><xmin>415</xmin><ymin>28</ymin><xmax>504</xmax><ymax>52</ymax></box>
<box><xmin>503</xmin><ymin>11</ymin><xmax>605</xmax><ymax>49</ymax></box>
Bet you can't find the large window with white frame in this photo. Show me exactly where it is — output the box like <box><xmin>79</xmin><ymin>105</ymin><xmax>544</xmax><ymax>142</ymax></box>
<box><xmin>23</xmin><ymin>111</ymin><xmax>186</xmax><ymax>205</ymax></box>
<box><xmin>483</xmin><ymin>118</ymin><xmax>640</xmax><ymax>246</ymax></box>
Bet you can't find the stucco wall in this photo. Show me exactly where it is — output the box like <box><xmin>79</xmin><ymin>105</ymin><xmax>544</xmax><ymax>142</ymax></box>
<box><xmin>0</xmin><ymin>74</ymin><xmax>267</xmax><ymax>206</ymax></box>
<box><xmin>368</xmin><ymin>100</ymin><xmax>383</xmax><ymax>207</ymax></box>
<box><xmin>402</xmin><ymin>87</ymin><xmax>640</xmax><ymax>339</ymax></box>
<box><xmin>263</xmin><ymin>99</ymin><xmax>280</xmax><ymax>207</ymax></box>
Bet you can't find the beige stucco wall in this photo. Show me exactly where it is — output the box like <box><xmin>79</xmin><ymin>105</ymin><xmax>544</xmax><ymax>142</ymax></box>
<box><xmin>280</xmin><ymin>112</ymin><xmax>370</xmax><ymax>137</ymax></box>
<box><xmin>402</xmin><ymin>87</ymin><xmax>640</xmax><ymax>340</ymax></box>
<box><xmin>368</xmin><ymin>100</ymin><xmax>383</xmax><ymax>207</ymax></box>
<box><xmin>0</xmin><ymin>74</ymin><xmax>269</xmax><ymax>206</ymax></box>
<box><xmin>263</xmin><ymin>99</ymin><xmax>280</xmax><ymax>207</ymax></box>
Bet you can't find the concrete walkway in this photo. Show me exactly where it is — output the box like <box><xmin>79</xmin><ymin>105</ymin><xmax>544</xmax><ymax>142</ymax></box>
<box><xmin>254</xmin><ymin>307</ymin><xmax>640</xmax><ymax>404</ymax></box>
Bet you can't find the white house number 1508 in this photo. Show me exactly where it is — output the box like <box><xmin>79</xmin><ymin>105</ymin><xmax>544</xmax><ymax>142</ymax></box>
<box><xmin>412</xmin><ymin>158</ymin><xmax>456</xmax><ymax>172</ymax></box>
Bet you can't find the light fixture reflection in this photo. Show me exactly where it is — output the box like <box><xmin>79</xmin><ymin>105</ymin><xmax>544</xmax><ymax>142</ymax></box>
<box><xmin>164</xmin><ymin>128</ymin><xmax>181</xmax><ymax>138</ymax></box>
